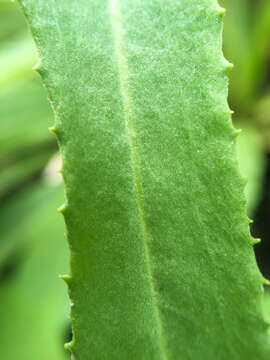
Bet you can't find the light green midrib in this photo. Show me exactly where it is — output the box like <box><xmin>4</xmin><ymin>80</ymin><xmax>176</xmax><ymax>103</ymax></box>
<box><xmin>109</xmin><ymin>0</ymin><xmax>169</xmax><ymax>359</ymax></box>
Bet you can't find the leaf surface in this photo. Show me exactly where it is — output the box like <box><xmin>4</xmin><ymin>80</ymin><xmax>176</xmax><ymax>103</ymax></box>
<box><xmin>18</xmin><ymin>0</ymin><xmax>270</xmax><ymax>359</ymax></box>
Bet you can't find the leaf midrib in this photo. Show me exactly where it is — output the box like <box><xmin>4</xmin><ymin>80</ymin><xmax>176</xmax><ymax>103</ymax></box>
<box><xmin>109</xmin><ymin>0</ymin><xmax>169</xmax><ymax>358</ymax></box>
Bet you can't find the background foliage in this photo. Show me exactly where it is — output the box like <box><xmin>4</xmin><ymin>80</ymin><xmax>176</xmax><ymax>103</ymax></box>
<box><xmin>1</xmin><ymin>0</ymin><xmax>270</xmax><ymax>358</ymax></box>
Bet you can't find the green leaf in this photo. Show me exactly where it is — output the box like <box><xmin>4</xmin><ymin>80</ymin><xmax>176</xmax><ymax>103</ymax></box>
<box><xmin>18</xmin><ymin>0</ymin><xmax>270</xmax><ymax>359</ymax></box>
<box><xmin>236</xmin><ymin>122</ymin><xmax>265</xmax><ymax>215</ymax></box>
<box><xmin>0</xmin><ymin>0</ymin><xmax>27</xmax><ymax>43</ymax></box>
<box><xmin>244</xmin><ymin>0</ymin><xmax>270</xmax><ymax>103</ymax></box>
<box><xmin>0</xmin><ymin>145</ymin><xmax>56</xmax><ymax>200</ymax></box>
<box><xmin>0</xmin><ymin>35</ymin><xmax>37</xmax><ymax>88</ymax></box>
<box><xmin>220</xmin><ymin>0</ymin><xmax>270</xmax><ymax>112</ymax></box>
<box><xmin>254</xmin><ymin>92</ymin><xmax>270</xmax><ymax>150</ymax></box>
<box><xmin>0</xmin><ymin>176</ymin><xmax>59</xmax><ymax>266</ymax></box>
<box><xmin>0</xmin><ymin>182</ymin><xmax>69</xmax><ymax>360</ymax></box>
<box><xmin>0</xmin><ymin>71</ymin><xmax>56</xmax><ymax>198</ymax></box>
<box><xmin>0</xmin><ymin>76</ymin><xmax>54</xmax><ymax>156</ymax></box>
<box><xmin>219</xmin><ymin>0</ymin><xmax>251</xmax><ymax>110</ymax></box>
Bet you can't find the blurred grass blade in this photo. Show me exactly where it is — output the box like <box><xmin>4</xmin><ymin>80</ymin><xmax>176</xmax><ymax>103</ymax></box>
<box><xmin>246</xmin><ymin>0</ymin><xmax>270</xmax><ymax>102</ymax></box>
<box><xmin>220</xmin><ymin>0</ymin><xmax>251</xmax><ymax>110</ymax></box>
<box><xmin>0</xmin><ymin>0</ymin><xmax>27</xmax><ymax>42</ymax></box>
<box><xmin>236</xmin><ymin>122</ymin><xmax>266</xmax><ymax>215</ymax></box>
<box><xmin>0</xmin><ymin>182</ymin><xmax>69</xmax><ymax>360</ymax></box>
<box><xmin>0</xmin><ymin>77</ymin><xmax>54</xmax><ymax>156</ymax></box>
<box><xmin>0</xmin><ymin>144</ymin><xmax>56</xmax><ymax>201</ymax></box>
<box><xmin>254</xmin><ymin>92</ymin><xmax>270</xmax><ymax>150</ymax></box>
<box><xmin>0</xmin><ymin>35</ymin><xmax>37</xmax><ymax>88</ymax></box>
<box><xmin>0</xmin><ymin>72</ymin><xmax>55</xmax><ymax>199</ymax></box>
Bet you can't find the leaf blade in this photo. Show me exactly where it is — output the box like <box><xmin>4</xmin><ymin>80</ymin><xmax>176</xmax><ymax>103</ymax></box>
<box><xmin>18</xmin><ymin>0</ymin><xmax>270</xmax><ymax>359</ymax></box>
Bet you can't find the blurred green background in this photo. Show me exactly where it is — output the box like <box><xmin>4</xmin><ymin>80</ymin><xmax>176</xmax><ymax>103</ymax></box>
<box><xmin>0</xmin><ymin>0</ymin><xmax>270</xmax><ymax>358</ymax></box>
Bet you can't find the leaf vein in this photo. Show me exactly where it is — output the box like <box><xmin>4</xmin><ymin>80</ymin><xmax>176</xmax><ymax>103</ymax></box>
<box><xmin>109</xmin><ymin>0</ymin><xmax>169</xmax><ymax>359</ymax></box>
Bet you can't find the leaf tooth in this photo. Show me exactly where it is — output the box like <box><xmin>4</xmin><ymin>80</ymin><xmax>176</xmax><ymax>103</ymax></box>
<box><xmin>64</xmin><ymin>334</ymin><xmax>76</xmax><ymax>357</ymax></box>
<box><xmin>239</xmin><ymin>176</ymin><xmax>248</xmax><ymax>189</ymax></box>
<box><xmin>59</xmin><ymin>274</ymin><xmax>72</xmax><ymax>285</ymax></box>
<box><xmin>64</xmin><ymin>342</ymin><xmax>71</xmax><ymax>350</ymax></box>
<box><xmin>58</xmin><ymin>159</ymin><xmax>65</xmax><ymax>178</ymax></box>
<box><xmin>48</xmin><ymin>125</ymin><xmax>58</xmax><ymax>134</ymax></box>
<box><xmin>224</xmin><ymin>60</ymin><xmax>234</xmax><ymax>73</ymax></box>
<box><xmin>57</xmin><ymin>203</ymin><xmax>68</xmax><ymax>215</ymax></box>
<box><xmin>32</xmin><ymin>59</ymin><xmax>45</xmax><ymax>75</ymax></box>
<box><xmin>217</xmin><ymin>6</ymin><xmax>226</xmax><ymax>17</ymax></box>
<box><xmin>233</xmin><ymin>128</ymin><xmax>242</xmax><ymax>138</ymax></box>
<box><xmin>64</xmin><ymin>340</ymin><xmax>74</xmax><ymax>352</ymax></box>
<box><xmin>251</xmin><ymin>237</ymin><xmax>261</xmax><ymax>245</ymax></box>
<box><xmin>261</xmin><ymin>276</ymin><xmax>270</xmax><ymax>286</ymax></box>
<box><xmin>221</xmin><ymin>58</ymin><xmax>234</xmax><ymax>74</ymax></box>
<box><xmin>48</xmin><ymin>125</ymin><xmax>60</xmax><ymax>139</ymax></box>
<box><xmin>32</xmin><ymin>59</ymin><xmax>41</xmax><ymax>72</ymax></box>
<box><xmin>248</xmin><ymin>218</ymin><xmax>254</xmax><ymax>224</ymax></box>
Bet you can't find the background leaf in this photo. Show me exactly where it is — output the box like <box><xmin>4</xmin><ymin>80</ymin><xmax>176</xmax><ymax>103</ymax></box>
<box><xmin>236</xmin><ymin>122</ymin><xmax>266</xmax><ymax>215</ymax></box>
<box><xmin>0</xmin><ymin>181</ymin><xmax>69</xmax><ymax>360</ymax></box>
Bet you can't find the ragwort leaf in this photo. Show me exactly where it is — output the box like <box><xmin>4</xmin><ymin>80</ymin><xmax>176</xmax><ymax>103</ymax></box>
<box><xmin>18</xmin><ymin>0</ymin><xmax>270</xmax><ymax>359</ymax></box>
